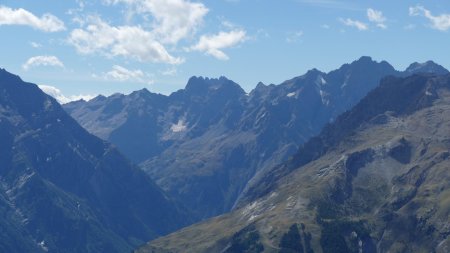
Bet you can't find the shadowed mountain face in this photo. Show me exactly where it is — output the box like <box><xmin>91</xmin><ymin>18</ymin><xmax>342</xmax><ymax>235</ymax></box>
<box><xmin>64</xmin><ymin>57</ymin><xmax>448</xmax><ymax>219</ymax></box>
<box><xmin>137</xmin><ymin>74</ymin><xmax>450</xmax><ymax>253</ymax></box>
<box><xmin>0</xmin><ymin>69</ymin><xmax>191</xmax><ymax>253</ymax></box>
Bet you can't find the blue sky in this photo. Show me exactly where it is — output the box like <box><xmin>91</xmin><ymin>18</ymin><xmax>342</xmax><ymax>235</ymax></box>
<box><xmin>0</xmin><ymin>0</ymin><xmax>449</xmax><ymax>102</ymax></box>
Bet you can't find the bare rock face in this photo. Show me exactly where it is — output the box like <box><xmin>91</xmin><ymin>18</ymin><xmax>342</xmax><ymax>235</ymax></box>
<box><xmin>137</xmin><ymin>74</ymin><xmax>450</xmax><ymax>253</ymax></box>
<box><xmin>66</xmin><ymin>57</ymin><xmax>437</xmax><ymax>219</ymax></box>
<box><xmin>0</xmin><ymin>69</ymin><xmax>191</xmax><ymax>253</ymax></box>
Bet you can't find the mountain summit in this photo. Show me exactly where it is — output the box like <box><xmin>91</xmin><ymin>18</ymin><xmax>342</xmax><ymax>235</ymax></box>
<box><xmin>405</xmin><ymin>60</ymin><xmax>449</xmax><ymax>75</ymax></box>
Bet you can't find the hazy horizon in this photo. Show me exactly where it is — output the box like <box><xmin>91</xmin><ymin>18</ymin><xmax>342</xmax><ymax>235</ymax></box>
<box><xmin>1</xmin><ymin>0</ymin><xmax>449</xmax><ymax>100</ymax></box>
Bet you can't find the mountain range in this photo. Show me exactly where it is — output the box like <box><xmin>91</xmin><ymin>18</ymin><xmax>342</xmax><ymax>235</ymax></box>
<box><xmin>1</xmin><ymin>56</ymin><xmax>448</xmax><ymax>253</ymax></box>
<box><xmin>136</xmin><ymin>72</ymin><xmax>450</xmax><ymax>253</ymax></box>
<box><xmin>0</xmin><ymin>69</ymin><xmax>191</xmax><ymax>253</ymax></box>
<box><xmin>64</xmin><ymin>57</ymin><xmax>449</xmax><ymax>220</ymax></box>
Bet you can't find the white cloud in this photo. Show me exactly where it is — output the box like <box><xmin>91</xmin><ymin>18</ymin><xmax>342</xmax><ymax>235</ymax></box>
<box><xmin>105</xmin><ymin>0</ymin><xmax>208</xmax><ymax>44</ymax></box>
<box><xmin>339</xmin><ymin>18</ymin><xmax>368</xmax><ymax>31</ymax></box>
<box><xmin>30</xmin><ymin>42</ymin><xmax>42</xmax><ymax>48</ymax></box>
<box><xmin>321</xmin><ymin>24</ymin><xmax>330</xmax><ymax>29</ymax></box>
<box><xmin>409</xmin><ymin>5</ymin><xmax>450</xmax><ymax>31</ymax></box>
<box><xmin>367</xmin><ymin>8</ymin><xmax>386</xmax><ymax>23</ymax></box>
<box><xmin>367</xmin><ymin>8</ymin><xmax>387</xmax><ymax>29</ymax></box>
<box><xmin>161</xmin><ymin>67</ymin><xmax>177</xmax><ymax>76</ymax></box>
<box><xmin>38</xmin><ymin>85</ymin><xmax>95</xmax><ymax>104</ymax></box>
<box><xmin>23</xmin><ymin>56</ymin><xmax>64</xmax><ymax>70</ymax></box>
<box><xmin>286</xmin><ymin>31</ymin><xmax>303</xmax><ymax>43</ymax></box>
<box><xmin>0</xmin><ymin>6</ymin><xmax>65</xmax><ymax>32</ymax></box>
<box><xmin>96</xmin><ymin>65</ymin><xmax>154</xmax><ymax>84</ymax></box>
<box><xmin>189</xmin><ymin>30</ymin><xmax>247</xmax><ymax>60</ymax></box>
<box><xmin>68</xmin><ymin>17</ymin><xmax>183</xmax><ymax>64</ymax></box>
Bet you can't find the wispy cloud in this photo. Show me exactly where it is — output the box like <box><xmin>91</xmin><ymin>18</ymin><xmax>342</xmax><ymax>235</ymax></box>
<box><xmin>367</xmin><ymin>8</ymin><xmax>387</xmax><ymax>29</ymax></box>
<box><xmin>95</xmin><ymin>65</ymin><xmax>154</xmax><ymax>84</ymax></box>
<box><xmin>339</xmin><ymin>18</ymin><xmax>368</xmax><ymax>31</ymax></box>
<box><xmin>23</xmin><ymin>56</ymin><xmax>64</xmax><ymax>70</ymax></box>
<box><xmin>0</xmin><ymin>6</ymin><xmax>65</xmax><ymax>32</ymax></box>
<box><xmin>296</xmin><ymin>0</ymin><xmax>360</xmax><ymax>11</ymax></box>
<box><xmin>39</xmin><ymin>85</ymin><xmax>95</xmax><ymax>104</ymax></box>
<box><xmin>30</xmin><ymin>42</ymin><xmax>42</xmax><ymax>48</ymax></box>
<box><xmin>286</xmin><ymin>31</ymin><xmax>304</xmax><ymax>43</ymax></box>
<box><xmin>409</xmin><ymin>5</ymin><xmax>450</xmax><ymax>31</ymax></box>
<box><xmin>160</xmin><ymin>67</ymin><xmax>177</xmax><ymax>76</ymax></box>
<box><xmin>188</xmin><ymin>29</ymin><xmax>247</xmax><ymax>60</ymax></box>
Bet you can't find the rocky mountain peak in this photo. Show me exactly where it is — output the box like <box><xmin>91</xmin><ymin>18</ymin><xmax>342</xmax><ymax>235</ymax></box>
<box><xmin>91</xmin><ymin>94</ymin><xmax>107</xmax><ymax>102</ymax></box>
<box><xmin>349</xmin><ymin>56</ymin><xmax>394</xmax><ymax>70</ymax></box>
<box><xmin>183</xmin><ymin>75</ymin><xmax>245</xmax><ymax>98</ymax></box>
<box><xmin>130</xmin><ymin>87</ymin><xmax>151</xmax><ymax>96</ymax></box>
<box><xmin>355</xmin><ymin>55</ymin><xmax>373</xmax><ymax>63</ymax></box>
<box><xmin>0</xmin><ymin>68</ymin><xmax>21</xmax><ymax>82</ymax></box>
<box><xmin>0</xmin><ymin>69</ymin><xmax>59</xmax><ymax>118</ymax></box>
<box><xmin>405</xmin><ymin>60</ymin><xmax>449</xmax><ymax>75</ymax></box>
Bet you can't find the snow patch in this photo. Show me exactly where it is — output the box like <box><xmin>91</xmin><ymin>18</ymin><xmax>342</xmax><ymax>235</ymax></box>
<box><xmin>320</xmin><ymin>76</ymin><xmax>327</xmax><ymax>85</ymax></box>
<box><xmin>240</xmin><ymin>192</ymin><xmax>277</xmax><ymax>222</ymax></box>
<box><xmin>16</xmin><ymin>172</ymin><xmax>35</xmax><ymax>190</ymax></box>
<box><xmin>241</xmin><ymin>201</ymin><xmax>263</xmax><ymax>222</ymax></box>
<box><xmin>315</xmin><ymin>75</ymin><xmax>327</xmax><ymax>87</ymax></box>
<box><xmin>319</xmin><ymin>90</ymin><xmax>330</xmax><ymax>106</ymax></box>
<box><xmin>39</xmin><ymin>241</ymin><xmax>48</xmax><ymax>252</ymax></box>
<box><xmin>317</xmin><ymin>155</ymin><xmax>347</xmax><ymax>178</ymax></box>
<box><xmin>170</xmin><ymin>120</ymin><xmax>187</xmax><ymax>133</ymax></box>
<box><xmin>43</xmin><ymin>98</ymin><xmax>52</xmax><ymax>110</ymax></box>
<box><xmin>285</xmin><ymin>196</ymin><xmax>296</xmax><ymax>210</ymax></box>
<box><xmin>341</xmin><ymin>74</ymin><xmax>351</xmax><ymax>89</ymax></box>
<box><xmin>286</xmin><ymin>92</ymin><xmax>296</xmax><ymax>98</ymax></box>
<box><xmin>269</xmin><ymin>192</ymin><xmax>278</xmax><ymax>198</ymax></box>
<box><xmin>255</xmin><ymin>112</ymin><xmax>267</xmax><ymax>125</ymax></box>
<box><xmin>248</xmin><ymin>214</ymin><xmax>259</xmax><ymax>222</ymax></box>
